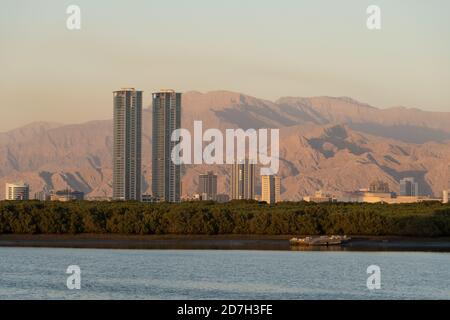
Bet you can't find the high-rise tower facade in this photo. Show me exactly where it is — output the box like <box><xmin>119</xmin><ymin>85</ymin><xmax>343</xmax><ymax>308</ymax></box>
<box><xmin>231</xmin><ymin>159</ymin><xmax>255</xmax><ymax>200</ymax></box>
<box><xmin>198</xmin><ymin>171</ymin><xmax>218</xmax><ymax>201</ymax></box>
<box><xmin>113</xmin><ymin>88</ymin><xmax>142</xmax><ymax>201</ymax></box>
<box><xmin>400</xmin><ymin>177</ymin><xmax>419</xmax><ymax>197</ymax></box>
<box><xmin>261</xmin><ymin>175</ymin><xmax>281</xmax><ymax>204</ymax></box>
<box><xmin>152</xmin><ymin>90</ymin><xmax>182</xmax><ymax>202</ymax></box>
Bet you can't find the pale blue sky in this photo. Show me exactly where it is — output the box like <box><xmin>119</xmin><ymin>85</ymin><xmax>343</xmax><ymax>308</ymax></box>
<box><xmin>1</xmin><ymin>0</ymin><xmax>449</xmax><ymax>131</ymax></box>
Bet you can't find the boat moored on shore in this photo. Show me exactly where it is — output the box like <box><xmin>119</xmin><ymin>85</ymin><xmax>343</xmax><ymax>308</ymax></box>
<box><xmin>289</xmin><ymin>235</ymin><xmax>351</xmax><ymax>246</ymax></box>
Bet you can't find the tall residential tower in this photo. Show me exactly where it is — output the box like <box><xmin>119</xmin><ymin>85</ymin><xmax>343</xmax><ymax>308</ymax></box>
<box><xmin>261</xmin><ymin>175</ymin><xmax>281</xmax><ymax>204</ymax></box>
<box><xmin>152</xmin><ymin>90</ymin><xmax>182</xmax><ymax>202</ymax></box>
<box><xmin>231</xmin><ymin>159</ymin><xmax>255</xmax><ymax>200</ymax></box>
<box><xmin>113</xmin><ymin>88</ymin><xmax>142</xmax><ymax>201</ymax></box>
<box><xmin>400</xmin><ymin>177</ymin><xmax>419</xmax><ymax>197</ymax></box>
<box><xmin>198</xmin><ymin>171</ymin><xmax>218</xmax><ymax>201</ymax></box>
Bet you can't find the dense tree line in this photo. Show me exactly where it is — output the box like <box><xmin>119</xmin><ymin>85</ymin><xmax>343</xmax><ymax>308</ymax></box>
<box><xmin>0</xmin><ymin>200</ymin><xmax>449</xmax><ymax>237</ymax></box>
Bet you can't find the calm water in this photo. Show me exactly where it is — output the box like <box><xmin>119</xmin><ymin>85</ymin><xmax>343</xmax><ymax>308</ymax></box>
<box><xmin>0</xmin><ymin>247</ymin><xmax>449</xmax><ymax>300</ymax></box>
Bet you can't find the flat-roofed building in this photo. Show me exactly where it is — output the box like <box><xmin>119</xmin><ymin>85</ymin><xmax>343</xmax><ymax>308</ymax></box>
<box><xmin>261</xmin><ymin>175</ymin><xmax>281</xmax><ymax>204</ymax></box>
<box><xmin>369</xmin><ymin>180</ymin><xmax>390</xmax><ymax>193</ymax></box>
<box><xmin>5</xmin><ymin>182</ymin><xmax>29</xmax><ymax>200</ymax></box>
<box><xmin>34</xmin><ymin>190</ymin><xmax>50</xmax><ymax>201</ymax></box>
<box><xmin>303</xmin><ymin>190</ymin><xmax>333</xmax><ymax>203</ymax></box>
<box><xmin>50</xmin><ymin>189</ymin><xmax>84</xmax><ymax>202</ymax></box>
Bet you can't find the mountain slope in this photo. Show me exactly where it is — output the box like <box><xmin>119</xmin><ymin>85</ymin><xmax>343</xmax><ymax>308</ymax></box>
<box><xmin>1</xmin><ymin>91</ymin><xmax>449</xmax><ymax>200</ymax></box>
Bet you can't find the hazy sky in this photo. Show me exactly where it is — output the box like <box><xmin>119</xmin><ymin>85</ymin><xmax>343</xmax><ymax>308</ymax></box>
<box><xmin>1</xmin><ymin>0</ymin><xmax>449</xmax><ymax>131</ymax></box>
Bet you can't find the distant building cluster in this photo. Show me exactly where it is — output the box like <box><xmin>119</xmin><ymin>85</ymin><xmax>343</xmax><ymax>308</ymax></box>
<box><xmin>303</xmin><ymin>190</ymin><xmax>335</xmax><ymax>203</ymax></box>
<box><xmin>110</xmin><ymin>88</ymin><xmax>282</xmax><ymax>205</ymax></box>
<box><xmin>108</xmin><ymin>88</ymin><xmax>449</xmax><ymax>205</ymax></box>
<box><xmin>187</xmin><ymin>166</ymin><xmax>280</xmax><ymax>205</ymax></box>
<box><xmin>35</xmin><ymin>189</ymin><xmax>85</xmax><ymax>202</ymax></box>
<box><xmin>303</xmin><ymin>176</ymin><xmax>447</xmax><ymax>204</ymax></box>
<box><xmin>3</xmin><ymin>182</ymin><xmax>84</xmax><ymax>202</ymax></box>
<box><xmin>369</xmin><ymin>180</ymin><xmax>390</xmax><ymax>194</ymax></box>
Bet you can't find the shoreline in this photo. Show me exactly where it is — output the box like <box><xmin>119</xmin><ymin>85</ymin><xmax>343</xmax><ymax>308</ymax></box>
<box><xmin>1</xmin><ymin>234</ymin><xmax>450</xmax><ymax>252</ymax></box>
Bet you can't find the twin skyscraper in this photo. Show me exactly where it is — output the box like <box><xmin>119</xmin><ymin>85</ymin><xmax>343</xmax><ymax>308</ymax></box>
<box><xmin>112</xmin><ymin>88</ymin><xmax>181</xmax><ymax>202</ymax></box>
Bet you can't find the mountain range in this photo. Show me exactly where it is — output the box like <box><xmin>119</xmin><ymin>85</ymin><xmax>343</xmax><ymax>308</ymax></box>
<box><xmin>1</xmin><ymin>90</ymin><xmax>450</xmax><ymax>200</ymax></box>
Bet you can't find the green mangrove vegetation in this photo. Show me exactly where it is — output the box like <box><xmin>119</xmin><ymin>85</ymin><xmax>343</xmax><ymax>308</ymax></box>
<box><xmin>0</xmin><ymin>200</ymin><xmax>449</xmax><ymax>237</ymax></box>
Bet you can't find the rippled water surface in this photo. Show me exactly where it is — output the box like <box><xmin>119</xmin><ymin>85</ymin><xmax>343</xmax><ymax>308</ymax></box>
<box><xmin>1</xmin><ymin>247</ymin><xmax>449</xmax><ymax>299</ymax></box>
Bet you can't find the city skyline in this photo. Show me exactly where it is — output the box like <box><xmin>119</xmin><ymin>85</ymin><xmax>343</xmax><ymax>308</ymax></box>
<box><xmin>1</xmin><ymin>80</ymin><xmax>446</xmax><ymax>204</ymax></box>
<box><xmin>2</xmin><ymin>89</ymin><xmax>448</xmax><ymax>200</ymax></box>
<box><xmin>1</xmin><ymin>0</ymin><xmax>450</xmax><ymax>131</ymax></box>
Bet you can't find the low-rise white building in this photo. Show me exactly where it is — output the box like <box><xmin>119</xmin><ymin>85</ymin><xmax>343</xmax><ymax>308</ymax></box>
<box><xmin>5</xmin><ymin>182</ymin><xmax>30</xmax><ymax>200</ymax></box>
<box><xmin>303</xmin><ymin>190</ymin><xmax>334</xmax><ymax>203</ymax></box>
